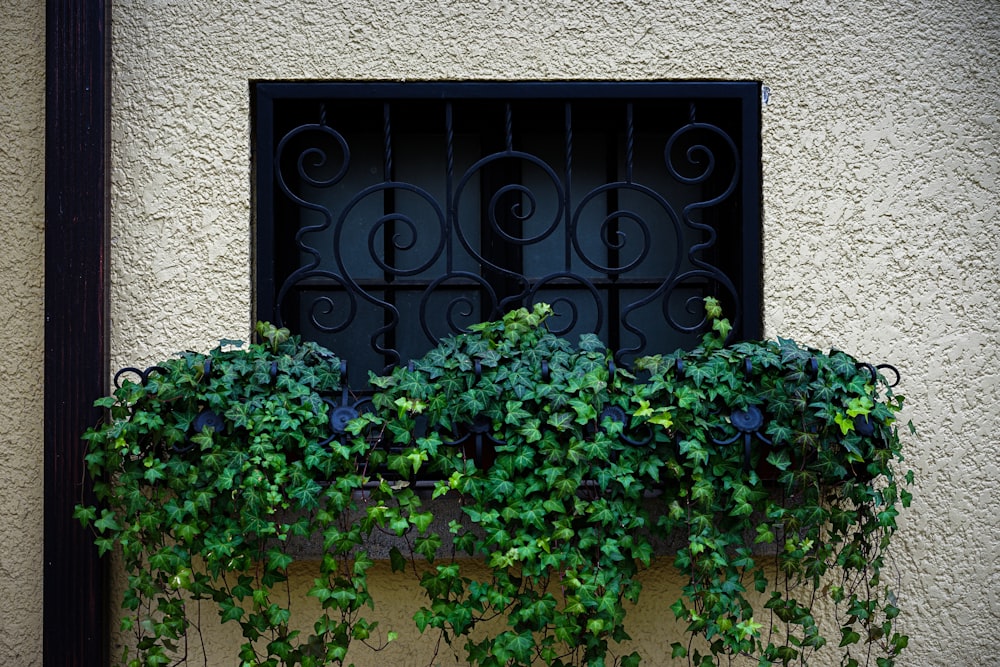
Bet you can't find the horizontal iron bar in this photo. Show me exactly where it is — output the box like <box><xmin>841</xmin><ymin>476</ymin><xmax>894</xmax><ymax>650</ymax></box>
<box><xmin>256</xmin><ymin>80</ymin><xmax>761</xmax><ymax>103</ymax></box>
<box><xmin>292</xmin><ymin>276</ymin><xmax>715</xmax><ymax>290</ymax></box>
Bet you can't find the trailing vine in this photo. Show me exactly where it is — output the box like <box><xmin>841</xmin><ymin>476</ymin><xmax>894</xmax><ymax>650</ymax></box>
<box><xmin>363</xmin><ymin>303</ymin><xmax>653</xmax><ymax>667</ymax></box>
<box><xmin>633</xmin><ymin>299</ymin><xmax>911</xmax><ymax>666</ymax></box>
<box><xmin>76</xmin><ymin>301</ymin><xmax>911</xmax><ymax>667</ymax></box>
<box><xmin>74</xmin><ymin>323</ymin><xmax>396</xmax><ymax>667</ymax></box>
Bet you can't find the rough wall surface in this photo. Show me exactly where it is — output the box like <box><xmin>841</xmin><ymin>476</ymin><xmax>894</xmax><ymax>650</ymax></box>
<box><xmin>0</xmin><ymin>0</ymin><xmax>45</xmax><ymax>663</ymax></box>
<box><xmin>110</xmin><ymin>0</ymin><xmax>999</xmax><ymax>665</ymax></box>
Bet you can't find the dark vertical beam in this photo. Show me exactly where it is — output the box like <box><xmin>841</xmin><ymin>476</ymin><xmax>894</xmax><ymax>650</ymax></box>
<box><xmin>44</xmin><ymin>1</ymin><xmax>111</xmax><ymax>665</ymax></box>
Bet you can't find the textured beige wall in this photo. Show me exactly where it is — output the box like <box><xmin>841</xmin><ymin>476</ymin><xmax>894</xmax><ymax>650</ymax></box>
<box><xmin>0</xmin><ymin>1</ymin><xmax>45</xmax><ymax>664</ymax></box>
<box><xmin>110</xmin><ymin>0</ymin><xmax>1000</xmax><ymax>665</ymax></box>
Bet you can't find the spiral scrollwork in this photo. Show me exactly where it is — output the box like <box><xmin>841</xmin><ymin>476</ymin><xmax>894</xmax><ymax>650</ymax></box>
<box><xmin>336</xmin><ymin>183</ymin><xmax>447</xmax><ymax>280</ymax></box>
<box><xmin>419</xmin><ymin>272</ymin><xmax>500</xmax><ymax>345</ymax></box>
<box><xmin>453</xmin><ymin>152</ymin><xmax>564</xmax><ymax>257</ymax></box>
<box><xmin>276</xmin><ymin>270</ymin><xmax>357</xmax><ymax>335</ymax></box>
<box><xmin>664</xmin><ymin>122</ymin><xmax>738</xmax><ymax>192</ymax></box>
<box><xmin>659</xmin><ymin>270</ymin><xmax>741</xmax><ymax>335</ymax></box>
<box><xmin>526</xmin><ymin>273</ymin><xmax>603</xmax><ymax>338</ymax></box>
<box><xmin>275</xmin><ymin>123</ymin><xmax>350</xmax><ymax>202</ymax></box>
<box><xmin>113</xmin><ymin>365</ymin><xmax>168</xmax><ymax>389</ymax></box>
<box><xmin>570</xmin><ymin>183</ymin><xmax>682</xmax><ymax>277</ymax></box>
<box><xmin>265</xmin><ymin>92</ymin><xmax>755</xmax><ymax>376</ymax></box>
<box><xmin>665</xmin><ymin>122</ymin><xmax>741</xmax><ymax>275</ymax></box>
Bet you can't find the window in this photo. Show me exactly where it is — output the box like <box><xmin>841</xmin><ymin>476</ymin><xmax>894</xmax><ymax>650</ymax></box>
<box><xmin>254</xmin><ymin>82</ymin><xmax>761</xmax><ymax>378</ymax></box>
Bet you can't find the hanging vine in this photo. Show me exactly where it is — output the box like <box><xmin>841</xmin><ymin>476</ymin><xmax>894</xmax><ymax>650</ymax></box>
<box><xmin>76</xmin><ymin>301</ymin><xmax>911</xmax><ymax>667</ymax></box>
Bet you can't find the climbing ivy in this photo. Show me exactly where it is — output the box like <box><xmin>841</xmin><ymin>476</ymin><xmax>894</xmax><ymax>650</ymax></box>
<box><xmin>76</xmin><ymin>301</ymin><xmax>911</xmax><ymax>667</ymax></box>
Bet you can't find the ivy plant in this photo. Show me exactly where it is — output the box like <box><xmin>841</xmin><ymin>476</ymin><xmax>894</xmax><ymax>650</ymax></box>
<box><xmin>362</xmin><ymin>304</ymin><xmax>654</xmax><ymax>667</ymax></box>
<box><xmin>74</xmin><ymin>323</ymin><xmax>396</xmax><ymax>667</ymax></box>
<box><xmin>361</xmin><ymin>301</ymin><xmax>911</xmax><ymax>667</ymax></box>
<box><xmin>77</xmin><ymin>302</ymin><xmax>911</xmax><ymax>667</ymax></box>
<box><xmin>632</xmin><ymin>299</ymin><xmax>912</xmax><ymax>666</ymax></box>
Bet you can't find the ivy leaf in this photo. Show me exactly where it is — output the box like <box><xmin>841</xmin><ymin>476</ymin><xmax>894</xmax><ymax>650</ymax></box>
<box><xmin>839</xmin><ymin>627</ymin><xmax>861</xmax><ymax>647</ymax></box>
<box><xmin>219</xmin><ymin>599</ymin><xmax>244</xmax><ymax>623</ymax></box>
<box><xmin>512</xmin><ymin>447</ymin><xmax>535</xmax><ymax>471</ymax></box>
<box><xmin>94</xmin><ymin>537</ymin><xmax>115</xmax><ymax>557</ymax></box>
<box><xmin>174</xmin><ymin>523</ymin><xmax>200</xmax><ymax>544</ymax></box>
<box><xmin>546</xmin><ymin>411</ymin><xmax>574</xmax><ymax>431</ymax></box>
<box><xmin>647</xmin><ymin>408</ymin><xmax>673</xmax><ymax>428</ymax></box>
<box><xmin>438</xmin><ymin>373</ymin><xmax>465</xmax><ymax>397</ymax></box>
<box><xmin>389</xmin><ymin>546</ymin><xmax>406</xmax><ymax>573</ymax></box>
<box><xmin>414</xmin><ymin>534</ymin><xmax>442</xmax><ymax>561</ymax></box>
<box><xmin>517</xmin><ymin>419</ymin><xmax>542</xmax><ymax>443</ymax></box>
<box><xmin>72</xmin><ymin>504</ymin><xmax>97</xmax><ymax>526</ymax></box>
<box><xmin>675</xmin><ymin>385</ymin><xmax>703</xmax><ymax>408</ymax></box>
<box><xmin>712</xmin><ymin>317</ymin><xmax>733</xmax><ymax>340</ymax></box>
<box><xmin>569</xmin><ymin>399</ymin><xmax>598</xmax><ymax>425</ymax></box>
<box><xmin>577</xmin><ymin>333</ymin><xmax>606</xmax><ymax>353</ymax></box>
<box><xmin>703</xmin><ymin>296</ymin><xmax>723</xmax><ymax>320</ymax></box>
<box><xmin>765</xmin><ymin>448</ymin><xmax>791</xmax><ymax>471</ymax></box>
<box><xmin>829</xmin><ymin>352</ymin><xmax>858</xmax><ymax>378</ymax></box>
<box><xmin>464</xmin><ymin>338</ymin><xmax>492</xmax><ymax>359</ymax></box>
<box><xmin>765</xmin><ymin>421</ymin><xmax>794</xmax><ymax>446</ymax></box>
<box><xmin>93</xmin><ymin>509</ymin><xmax>121</xmax><ymax>534</ymax></box>
<box><xmin>834</xmin><ymin>412</ymin><xmax>855</xmax><ymax>435</ymax></box>
<box><xmin>494</xmin><ymin>631</ymin><xmax>534</xmax><ymax>663</ymax></box>
<box><xmin>478</xmin><ymin>348</ymin><xmax>502</xmax><ymax>368</ymax></box>
<box><xmin>288</xmin><ymin>477</ymin><xmax>322</xmax><ymax>510</ymax></box>
<box><xmin>504</xmin><ymin>401</ymin><xmax>532</xmax><ymax>425</ymax></box>
<box><xmin>266</xmin><ymin>548</ymin><xmax>294</xmax><ymax>572</ymax></box>
<box><xmin>552</xmin><ymin>476</ymin><xmax>578</xmax><ymax>499</ymax></box>
<box><xmin>412</xmin><ymin>511</ymin><xmax>434</xmax><ymax>534</ymax></box>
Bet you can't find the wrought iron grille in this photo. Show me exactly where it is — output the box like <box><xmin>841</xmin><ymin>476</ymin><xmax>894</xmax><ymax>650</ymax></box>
<box><xmin>255</xmin><ymin>82</ymin><xmax>761</xmax><ymax>377</ymax></box>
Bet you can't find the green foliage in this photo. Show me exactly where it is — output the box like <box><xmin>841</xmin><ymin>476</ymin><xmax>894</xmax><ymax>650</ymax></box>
<box><xmin>631</xmin><ymin>304</ymin><xmax>911</xmax><ymax>666</ymax></box>
<box><xmin>364</xmin><ymin>304</ymin><xmax>648</xmax><ymax>666</ymax></box>
<box><xmin>76</xmin><ymin>323</ymin><xmax>394</xmax><ymax>666</ymax></box>
<box><xmin>77</xmin><ymin>302</ymin><xmax>912</xmax><ymax>667</ymax></box>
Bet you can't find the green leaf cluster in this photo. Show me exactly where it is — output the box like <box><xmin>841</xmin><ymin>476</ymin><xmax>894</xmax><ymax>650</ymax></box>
<box><xmin>628</xmin><ymin>303</ymin><xmax>911</xmax><ymax>666</ymax></box>
<box><xmin>369</xmin><ymin>304</ymin><xmax>648</xmax><ymax>667</ymax></box>
<box><xmin>76</xmin><ymin>323</ymin><xmax>394</xmax><ymax>666</ymax></box>
<box><xmin>76</xmin><ymin>302</ymin><xmax>912</xmax><ymax>667</ymax></box>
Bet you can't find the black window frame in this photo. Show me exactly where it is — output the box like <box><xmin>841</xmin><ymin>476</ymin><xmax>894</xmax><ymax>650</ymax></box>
<box><xmin>253</xmin><ymin>81</ymin><xmax>762</xmax><ymax>376</ymax></box>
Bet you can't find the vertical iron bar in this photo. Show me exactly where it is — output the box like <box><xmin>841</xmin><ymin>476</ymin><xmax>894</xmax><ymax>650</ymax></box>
<box><xmin>625</xmin><ymin>102</ymin><xmax>635</xmax><ymax>184</ymax></box>
<box><xmin>445</xmin><ymin>102</ymin><xmax>455</xmax><ymax>274</ymax></box>
<box><xmin>564</xmin><ymin>102</ymin><xmax>573</xmax><ymax>271</ymax></box>
<box><xmin>383</xmin><ymin>102</ymin><xmax>396</xmax><ymax>359</ymax></box>
<box><xmin>605</xmin><ymin>105</ymin><xmax>622</xmax><ymax>351</ymax></box>
<box><xmin>504</xmin><ymin>102</ymin><xmax>513</xmax><ymax>152</ymax></box>
<box><xmin>383</xmin><ymin>102</ymin><xmax>393</xmax><ymax>182</ymax></box>
<box><xmin>484</xmin><ymin>100</ymin><xmax>522</xmax><ymax>312</ymax></box>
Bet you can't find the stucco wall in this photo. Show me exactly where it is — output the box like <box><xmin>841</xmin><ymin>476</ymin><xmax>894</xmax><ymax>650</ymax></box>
<box><xmin>110</xmin><ymin>0</ymin><xmax>1000</xmax><ymax>665</ymax></box>
<box><xmin>0</xmin><ymin>1</ymin><xmax>45</xmax><ymax>664</ymax></box>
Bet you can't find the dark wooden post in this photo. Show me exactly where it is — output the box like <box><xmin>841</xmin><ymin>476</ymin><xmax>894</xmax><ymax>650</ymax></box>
<box><xmin>44</xmin><ymin>1</ymin><xmax>111</xmax><ymax>665</ymax></box>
